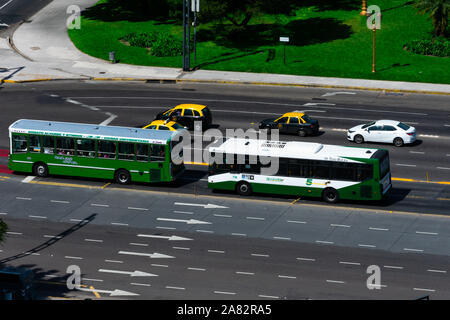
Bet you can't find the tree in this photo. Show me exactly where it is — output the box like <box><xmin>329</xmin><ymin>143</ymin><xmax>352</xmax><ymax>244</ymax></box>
<box><xmin>0</xmin><ymin>219</ymin><xmax>7</xmax><ymax>244</ymax></box>
<box><xmin>413</xmin><ymin>0</ymin><xmax>449</xmax><ymax>37</ymax></box>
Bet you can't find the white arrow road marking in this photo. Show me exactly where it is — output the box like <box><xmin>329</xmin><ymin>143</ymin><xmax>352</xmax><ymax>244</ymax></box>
<box><xmin>99</xmin><ymin>112</ymin><xmax>118</xmax><ymax>126</ymax></box>
<box><xmin>98</xmin><ymin>269</ymin><xmax>158</xmax><ymax>277</ymax></box>
<box><xmin>118</xmin><ymin>251</ymin><xmax>175</xmax><ymax>258</ymax></box>
<box><xmin>137</xmin><ymin>234</ymin><xmax>193</xmax><ymax>241</ymax></box>
<box><xmin>157</xmin><ymin>218</ymin><xmax>211</xmax><ymax>225</ymax></box>
<box><xmin>321</xmin><ymin>92</ymin><xmax>356</xmax><ymax>97</ymax></box>
<box><xmin>174</xmin><ymin>202</ymin><xmax>228</xmax><ymax>209</ymax></box>
<box><xmin>77</xmin><ymin>287</ymin><xmax>139</xmax><ymax>297</ymax></box>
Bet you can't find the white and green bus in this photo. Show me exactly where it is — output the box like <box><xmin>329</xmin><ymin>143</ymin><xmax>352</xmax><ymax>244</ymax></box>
<box><xmin>208</xmin><ymin>138</ymin><xmax>391</xmax><ymax>203</ymax></box>
<box><xmin>8</xmin><ymin>119</ymin><xmax>185</xmax><ymax>184</ymax></box>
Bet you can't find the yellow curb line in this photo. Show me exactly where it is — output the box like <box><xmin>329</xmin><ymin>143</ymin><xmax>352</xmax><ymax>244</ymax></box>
<box><xmin>2</xmin><ymin>77</ymin><xmax>449</xmax><ymax>95</ymax></box>
<box><xmin>90</xmin><ymin>285</ymin><xmax>101</xmax><ymax>299</ymax></box>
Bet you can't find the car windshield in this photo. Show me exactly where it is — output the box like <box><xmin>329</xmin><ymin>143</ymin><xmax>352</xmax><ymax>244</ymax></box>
<box><xmin>361</xmin><ymin>121</ymin><xmax>376</xmax><ymax>129</ymax></box>
<box><xmin>171</xmin><ymin>123</ymin><xmax>184</xmax><ymax>129</ymax></box>
<box><xmin>397</xmin><ymin>122</ymin><xmax>410</xmax><ymax>131</ymax></box>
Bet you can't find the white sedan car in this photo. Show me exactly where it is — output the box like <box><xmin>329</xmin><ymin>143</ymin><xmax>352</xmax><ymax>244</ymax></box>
<box><xmin>347</xmin><ymin>120</ymin><xmax>416</xmax><ymax>147</ymax></box>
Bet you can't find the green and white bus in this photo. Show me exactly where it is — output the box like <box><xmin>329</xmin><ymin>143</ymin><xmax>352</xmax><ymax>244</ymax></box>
<box><xmin>8</xmin><ymin>119</ymin><xmax>185</xmax><ymax>184</ymax></box>
<box><xmin>208</xmin><ymin>138</ymin><xmax>391</xmax><ymax>203</ymax></box>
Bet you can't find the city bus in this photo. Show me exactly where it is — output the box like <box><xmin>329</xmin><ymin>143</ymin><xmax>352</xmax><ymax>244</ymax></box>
<box><xmin>8</xmin><ymin>119</ymin><xmax>185</xmax><ymax>184</ymax></box>
<box><xmin>208</xmin><ymin>138</ymin><xmax>391</xmax><ymax>203</ymax></box>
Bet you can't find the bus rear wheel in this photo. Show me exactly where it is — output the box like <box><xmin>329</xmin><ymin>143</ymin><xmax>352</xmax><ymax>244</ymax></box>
<box><xmin>33</xmin><ymin>162</ymin><xmax>48</xmax><ymax>177</ymax></box>
<box><xmin>322</xmin><ymin>188</ymin><xmax>339</xmax><ymax>204</ymax></box>
<box><xmin>115</xmin><ymin>169</ymin><xmax>131</xmax><ymax>185</ymax></box>
<box><xmin>236</xmin><ymin>181</ymin><xmax>252</xmax><ymax>196</ymax></box>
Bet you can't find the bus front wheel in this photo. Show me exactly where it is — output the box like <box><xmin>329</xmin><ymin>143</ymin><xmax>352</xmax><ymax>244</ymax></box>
<box><xmin>322</xmin><ymin>188</ymin><xmax>339</xmax><ymax>204</ymax></box>
<box><xmin>33</xmin><ymin>162</ymin><xmax>48</xmax><ymax>177</ymax></box>
<box><xmin>115</xmin><ymin>169</ymin><xmax>131</xmax><ymax>185</ymax></box>
<box><xmin>236</xmin><ymin>181</ymin><xmax>252</xmax><ymax>196</ymax></box>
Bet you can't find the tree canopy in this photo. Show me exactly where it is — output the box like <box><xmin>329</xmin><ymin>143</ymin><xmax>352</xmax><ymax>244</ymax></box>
<box><xmin>413</xmin><ymin>0</ymin><xmax>449</xmax><ymax>37</ymax></box>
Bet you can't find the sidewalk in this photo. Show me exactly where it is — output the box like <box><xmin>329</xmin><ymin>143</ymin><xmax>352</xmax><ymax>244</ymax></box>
<box><xmin>1</xmin><ymin>0</ymin><xmax>449</xmax><ymax>95</ymax></box>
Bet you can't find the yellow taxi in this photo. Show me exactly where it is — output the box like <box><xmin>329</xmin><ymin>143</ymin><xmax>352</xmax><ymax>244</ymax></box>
<box><xmin>155</xmin><ymin>104</ymin><xmax>212</xmax><ymax>131</ymax></box>
<box><xmin>142</xmin><ymin>120</ymin><xmax>186</xmax><ymax>131</ymax></box>
<box><xmin>259</xmin><ymin>111</ymin><xmax>320</xmax><ymax>137</ymax></box>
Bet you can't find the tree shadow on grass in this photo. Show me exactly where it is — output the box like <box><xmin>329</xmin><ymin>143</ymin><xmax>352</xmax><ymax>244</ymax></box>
<box><xmin>197</xmin><ymin>18</ymin><xmax>352</xmax><ymax>49</ymax></box>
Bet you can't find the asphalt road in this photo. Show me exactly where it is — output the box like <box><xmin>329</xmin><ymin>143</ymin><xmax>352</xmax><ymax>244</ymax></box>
<box><xmin>0</xmin><ymin>80</ymin><xmax>449</xmax><ymax>299</ymax></box>
<box><xmin>0</xmin><ymin>0</ymin><xmax>51</xmax><ymax>36</ymax></box>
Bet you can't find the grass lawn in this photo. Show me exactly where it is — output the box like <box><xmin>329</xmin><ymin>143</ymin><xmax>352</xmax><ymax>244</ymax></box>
<box><xmin>68</xmin><ymin>0</ymin><xmax>450</xmax><ymax>84</ymax></box>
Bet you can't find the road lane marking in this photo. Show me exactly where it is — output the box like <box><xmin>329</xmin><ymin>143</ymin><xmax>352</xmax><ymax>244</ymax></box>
<box><xmin>150</xmin><ymin>264</ymin><xmax>168</xmax><ymax>268</ymax></box>
<box><xmin>99</xmin><ymin>269</ymin><xmax>158</xmax><ymax>277</ymax></box>
<box><xmin>437</xmin><ymin>167</ymin><xmax>450</xmax><ymax>170</ymax></box>
<box><xmin>246</xmin><ymin>216</ymin><xmax>265</xmax><ymax>221</ymax></box>
<box><xmin>118</xmin><ymin>251</ymin><xmax>175</xmax><ymax>259</ymax></box>
<box><xmin>413</xmin><ymin>288</ymin><xmax>435</xmax><ymax>292</ymax></box>
<box><xmin>65</xmin><ymin>256</ymin><xmax>83</xmax><ymax>260</ymax></box>
<box><xmin>173</xmin><ymin>247</ymin><xmax>190</xmax><ymax>250</ymax></box>
<box><xmin>138</xmin><ymin>234</ymin><xmax>193</xmax><ymax>241</ymax></box>
<box><xmin>156</xmin><ymin>226</ymin><xmax>176</xmax><ymax>230</ymax></box>
<box><xmin>131</xmin><ymin>283</ymin><xmax>151</xmax><ymax>287</ymax></box>
<box><xmin>0</xmin><ymin>0</ymin><xmax>14</xmax><ymax>11</ymax></box>
<box><xmin>384</xmin><ymin>265</ymin><xmax>404</xmax><ymax>270</ymax></box>
<box><xmin>44</xmin><ymin>235</ymin><xmax>62</xmax><ymax>239</ymax></box>
<box><xmin>83</xmin><ymin>278</ymin><xmax>103</xmax><ymax>282</ymax></box>
<box><xmin>128</xmin><ymin>207</ymin><xmax>149</xmax><ymax>211</ymax></box>
<box><xmin>326</xmin><ymin>280</ymin><xmax>345</xmax><ymax>284</ymax></box>
<box><xmin>409</xmin><ymin>151</ymin><xmax>425</xmax><ymax>154</ymax></box>
<box><xmin>196</xmin><ymin>229</ymin><xmax>214</xmax><ymax>233</ymax></box>
<box><xmin>273</xmin><ymin>236</ymin><xmax>291</xmax><ymax>240</ymax></box>
<box><xmin>258</xmin><ymin>295</ymin><xmax>279</xmax><ymax>299</ymax></box>
<box><xmin>358</xmin><ymin>244</ymin><xmax>376</xmax><ymax>248</ymax></box>
<box><xmin>208</xmin><ymin>250</ymin><xmax>225</xmax><ymax>254</ymax></box>
<box><xmin>51</xmin><ymin>200</ymin><xmax>70</xmax><ymax>204</ymax></box>
<box><xmin>85</xmin><ymin>239</ymin><xmax>103</xmax><ymax>243</ymax></box>
<box><xmin>415</xmin><ymin>231</ymin><xmax>438</xmax><ymax>235</ymax></box>
<box><xmin>236</xmin><ymin>271</ymin><xmax>255</xmax><ymax>275</ymax></box>
<box><xmin>251</xmin><ymin>253</ymin><xmax>269</xmax><ymax>257</ymax></box>
<box><xmin>213</xmin><ymin>214</ymin><xmax>232</xmax><ymax>218</ymax></box>
<box><xmin>297</xmin><ymin>257</ymin><xmax>316</xmax><ymax>262</ymax></box>
<box><xmin>29</xmin><ymin>215</ymin><xmax>47</xmax><ymax>219</ymax></box>
<box><xmin>21</xmin><ymin>176</ymin><xmax>35</xmax><ymax>183</ymax></box>
<box><xmin>99</xmin><ymin>112</ymin><xmax>118</xmax><ymax>126</ymax></box>
<box><xmin>287</xmin><ymin>220</ymin><xmax>307</xmax><ymax>224</ymax></box>
<box><xmin>157</xmin><ymin>217</ymin><xmax>211</xmax><ymax>225</ymax></box>
<box><xmin>214</xmin><ymin>291</ymin><xmax>236</xmax><ymax>295</ymax></box>
<box><xmin>278</xmin><ymin>275</ymin><xmax>297</xmax><ymax>279</ymax></box>
<box><xmin>91</xmin><ymin>203</ymin><xmax>109</xmax><ymax>207</ymax></box>
<box><xmin>395</xmin><ymin>164</ymin><xmax>417</xmax><ymax>167</ymax></box>
<box><xmin>403</xmin><ymin>248</ymin><xmax>423</xmax><ymax>252</ymax></box>
<box><xmin>6</xmin><ymin>232</ymin><xmax>22</xmax><ymax>235</ymax></box>
<box><xmin>16</xmin><ymin>197</ymin><xmax>31</xmax><ymax>200</ymax></box>
<box><xmin>231</xmin><ymin>233</ymin><xmax>247</xmax><ymax>236</ymax></box>
<box><xmin>330</xmin><ymin>224</ymin><xmax>351</xmax><ymax>228</ymax></box>
<box><xmin>0</xmin><ymin>212</ymin><xmax>7</xmax><ymax>215</ymax></box>
<box><xmin>111</xmin><ymin>222</ymin><xmax>128</xmax><ymax>226</ymax></box>
<box><xmin>369</xmin><ymin>227</ymin><xmax>389</xmax><ymax>231</ymax></box>
<box><xmin>339</xmin><ymin>261</ymin><xmax>361</xmax><ymax>266</ymax></box>
<box><xmin>188</xmin><ymin>267</ymin><xmax>206</xmax><ymax>271</ymax></box>
<box><xmin>427</xmin><ymin>269</ymin><xmax>446</xmax><ymax>274</ymax></box>
<box><xmin>316</xmin><ymin>240</ymin><xmax>334</xmax><ymax>244</ymax></box>
<box><xmin>173</xmin><ymin>210</ymin><xmax>193</xmax><ymax>215</ymax></box>
<box><xmin>130</xmin><ymin>243</ymin><xmax>149</xmax><ymax>247</ymax></box>
<box><xmin>166</xmin><ymin>286</ymin><xmax>185</xmax><ymax>290</ymax></box>
<box><xmin>104</xmin><ymin>260</ymin><xmax>123</xmax><ymax>263</ymax></box>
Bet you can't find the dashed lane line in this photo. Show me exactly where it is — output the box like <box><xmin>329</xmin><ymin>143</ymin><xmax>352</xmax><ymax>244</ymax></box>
<box><xmin>246</xmin><ymin>216</ymin><xmax>265</xmax><ymax>221</ymax></box>
<box><xmin>214</xmin><ymin>291</ymin><xmax>236</xmax><ymax>295</ymax></box>
<box><xmin>29</xmin><ymin>215</ymin><xmax>47</xmax><ymax>219</ymax></box>
<box><xmin>207</xmin><ymin>250</ymin><xmax>225</xmax><ymax>254</ymax></box>
<box><xmin>427</xmin><ymin>269</ymin><xmax>447</xmax><ymax>274</ymax></box>
<box><xmin>330</xmin><ymin>224</ymin><xmax>351</xmax><ymax>228</ymax></box>
<box><xmin>236</xmin><ymin>271</ymin><xmax>255</xmax><ymax>276</ymax></box>
<box><xmin>85</xmin><ymin>239</ymin><xmax>104</xmax><ymax>243</ymax></box>
<box><xmin>258</xmin><ymin>295</ymin><xmax>279</xmax><ymax>299</ymax></box>
<box><xmin>287</xmin><ymin>220</ymin><xmax>307</xmax><ymax>224</ymax></box>
<box><xmin>384</xmin><ymin>265</ymin><xmax>404</xmax><ymax>270</ymax></box>
<box><xmin>403</xmin><ymin>248</ymin><xmax>424</xmax><ymax>253</ymax></box>
<box><xmin>187</xmin><ymin>267</ymin><xmax>206</xmax><ymax>271</ymax></box>
<box><xmin>105</xmin><ymin>260</ymin><xmax>123</xmax><ymax>264</ymax></box>
<box><xmin>339</xmin><ymin>261</ymin><xmax>361</xmax><ymax>266</ymax></box>
<box><xmin>91</xmin><ymin>203</ymin><xmax>110</xmax><ymax>207</ymax></box>
<box><xmin>131</xmin><ymin>283</ymin><xmax>151</xmax><ymax>287</ymax></box>
<box><xmin>83</xmin><ymin>278</ymin><xmax>103</xmax><ymax>283</ymax></box>
<box><xmin>128</xmin><ymin>207</ymin><xmax>149</xmax><ymax>211</ymax></box>
<box><xmin>65</xmin><ymin>256</ymin><xmax>83</xmax><ymax>260</ymax></box>
<box><xmin>50</xmin><ymin>200</ymin><xmax>70</xmax><ymax>204</ymax></box>
<box><xmin>415</xmin><ymin>231</ymin><xmax>438</xmax><ymax>235</ymax></box>
<box><xmin>156</xmin><ymin>226</ymin><xmax>176</xmax><ymax>230</ymax></box>
<box><xmin>369</xmin><ymin>227</ymin><xmax>389</xmax><ymax>231</ymax></box>
<box><xmin>130</xmin><ymin>243</ymin><xmax>149</xmax><ymax>247</ymax></box>
<box><xmin>278</xmin><ymin>275</ymin><xmax>297</xmax><ymax>279</ymax></box>
<box><xmin>297</xmin><ymin>257</ymin><xmax>316</xmax><ymax>262</ymax></box>
<box><xmin>196</xmin><ymin>230</ymin><xmax>214</xmax><ymax>233</ymax></box>
<box><xmin>316</xmin><ymin>240</ymin><xmax>334</xmax><ymax>245</ymax></box>
<box><xmin>151</xmin><ymin>264</ymin><xmax>169</xmax><ymax>268</ymax></box>
<box><xmin>173</xmin><ymin>247</ymin><xmax>190</xmax><ymax>251</ymax></box>
<box><xmin>326</xmin><ymin>280</ymin><xmax>346</xmax><ymax>284</ymax></box>
<box><xmin>231</xmin><ymin>233</ymin><xmax>247</xmax><ymax>237</ymax></box>
<box><xmin>273</xmin><ymin>236</ymin><xmax>291</xmax><ymax>240</ymax></box>
<box><xmin>251</xmin><ymin>253</ymin><xmax>269</xmax><ymax>258</ymax></box>
<box><xmin>413</xmin><ymin>288</ymin><xmax>435</xmax><ymax>293</ymax></box>
<box><xmin>16</xmin><ymin>197</ymin><xmax>31</xmax><ymax>201</ymax></box>
<box><xmin>6</xmin><ymin>232</ymin><xmax>22</xmax><ymax>235</ymax></box>
<box><xmin>166</xmin><ymin>286</ymin><xmax>185</xmax><ymax>290</ymax></box>
<box><xmin>111</xmin><ymin>223</ymin><xmax>129</xmax><ymax>226</ymax></box>
<box><xmin>358</xmin><ymin>244</ymin><xmax>376</xmax><ymax>248</ymax></box>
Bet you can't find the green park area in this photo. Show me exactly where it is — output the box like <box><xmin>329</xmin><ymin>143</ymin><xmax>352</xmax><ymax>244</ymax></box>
<box><xmin>68</xmin><ymin>0</ymin><xmax>450</xmax><ymax>84</ymax></box>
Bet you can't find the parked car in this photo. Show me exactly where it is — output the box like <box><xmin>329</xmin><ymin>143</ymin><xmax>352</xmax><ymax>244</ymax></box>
<box><xmin>142</xmin><ymin>119</ymin><xmax>187</xmax><ymax>131</ymax></box>
<box><xmin>347</xmin><ymin>120</ymin><xmax>416</xmax><ymax>147</ymax></box>
<box><xmin>155</xmin><ymin>104</ymin><xmax>212</xmax><ymax>131</ymax></box>
<box><xmin>259</xmin><ymin>112</ymin><xmax>319</xmax><ymax>137</ymax></box>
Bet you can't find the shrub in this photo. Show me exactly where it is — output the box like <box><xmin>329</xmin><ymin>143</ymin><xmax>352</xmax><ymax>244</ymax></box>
<box><xmin>404</xmin><ymin>37</ymin><xmax>450</xmax><ymax>57</ymax></box>
<box><xmin>151</xmin><ymin>34</ymin><xmax>183</xmax><ymax>57</ymax></box>
<box><xmin>121</xmin><ymin>32</ymin><xmax>157</xmax><ymax>48</ymax></box>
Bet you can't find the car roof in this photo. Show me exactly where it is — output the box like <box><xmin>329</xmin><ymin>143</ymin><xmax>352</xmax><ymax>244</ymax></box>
<box><xmin>150</xmin><ymin>120</ymin><xmax>177</xmax><ymax>126</ymax></box>
<box><xmin>281</xmin><ymin>112</ymin><xmax>305</xmax><ymax>118</ymax></box>
<box><xmin>375</xmin><ymin>120</ymin><xmax>400</xmax><ymax>125</ymax></box>
<box><xmin>174</xmin><ymin>104</ymin><xmax>206</xmax><ymax>111</ymax></box>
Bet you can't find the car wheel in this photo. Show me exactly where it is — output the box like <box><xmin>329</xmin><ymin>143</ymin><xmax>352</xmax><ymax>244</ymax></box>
<box><xmin>236</xmin><ymin>181</ymin><xmax>252</xmax><ymax>196</ymax></box>
<box><xmin>322</xmin><ymin>188</ymin><xmax>339</xmax><ymax>204</ymax></box>
<box><xmin>393</xmin><ymin>137</ymin><xmax>404</xmax><ymax>147</ymax></box>
<box><xmin>354</xmin><ymin>134</ymin><xmax>364</xmax><ymax>144</ymax></box>
<box><xmin>33</xmin><ymin>162</ymin><xmax>48</xmax><ymax>177</ymax></box>
<box><xmin>115</xmin><ymin>169</ymin><xmax>131</xmax><ymax>185</ymax></box>
<box><xmin>298</xmin><ymin>130</ymin><xmax>307</xmax><ymax>137</ymax></box>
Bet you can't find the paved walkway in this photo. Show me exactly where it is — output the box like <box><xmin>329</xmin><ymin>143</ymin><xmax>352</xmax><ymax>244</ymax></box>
<box><xmin>1</xmin><ymin>0</ymin><xmax>449</xmax><ymax>94</ymax></box>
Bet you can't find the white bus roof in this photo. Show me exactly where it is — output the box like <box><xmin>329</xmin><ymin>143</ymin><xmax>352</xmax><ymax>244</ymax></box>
<box><xmin>9</xmin><ymin>119</ymin><xmax>178</xmax><ymax>144</ymax></box>
<box><xmin>209</xmin><ymin>138</ymin><xmax>380</xmax><ymax>161</ymax></box>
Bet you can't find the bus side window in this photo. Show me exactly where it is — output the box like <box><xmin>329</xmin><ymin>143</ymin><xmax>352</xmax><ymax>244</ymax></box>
<box><xmin>29</xmin><ymin>135</ymin><xmax>42</xmax><ymax>153</ymax></box>
<box><xmin>77</xmin><ymin>139</ymin><xmax>95</xmax><ymax>158</ymax></box>
<box><xmin>136</xmin><ymin>144</ymin><xmax>149</xmax><ymax>162</ymax></box>
<box><xmin>56</xmin><ymin>137</ymin><xmax>75</xmax><ymax>156</ymax></box>
<box><xmin>150</xmin><ymin>144</ymin><xmax>165</xmax><ymax>162</ymax></box>
<box><xmin>118</xmin><ymin>142</ymin><xmax>135</xmax><ymax>161</ymax></box>
<box><xmin>98</xmin><ymin>140</ymin><xmax>117</xmax><ymax>159</ymax></box>
<box><xmin>12</xmin><ymin>135</ymin><xmax>28</xmax><ymax>153</ymax></box>
<box><xmin>43</xmin><ymin>136</ymin><xmax>55</xmax><ymax>154</ymax></box>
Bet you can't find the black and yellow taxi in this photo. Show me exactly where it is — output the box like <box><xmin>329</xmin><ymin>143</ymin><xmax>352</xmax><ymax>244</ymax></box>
<box><xmin>142</xmin><ymin>120</ymin><xmax>187</xmax><ymax>131</ymax></box>
<box><xmin>155</xmin><ymin>104</ymin><xmax>212</xmax><ymax>130</ymax></box>
<box><xmin>259</xmin><ymin>112</ymin><xmax>319</xmax><ymax>137</ymax></box>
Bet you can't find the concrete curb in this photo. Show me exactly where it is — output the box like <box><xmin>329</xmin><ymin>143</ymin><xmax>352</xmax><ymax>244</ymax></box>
<box><xmin>2</xmin><ymin>76</ymin><xmax>450</xmax><ymax>95</ymax></box>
